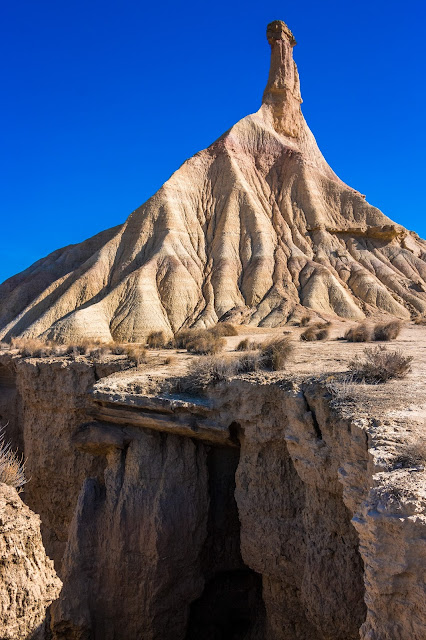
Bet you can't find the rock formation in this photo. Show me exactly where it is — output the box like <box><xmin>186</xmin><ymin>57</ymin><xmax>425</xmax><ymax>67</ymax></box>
<box><xmin>0</xmin><ymin>483</ymin><xmax>62</xmax><ymax>639</ymax></box>
<box><xmin>0</xmin><ymin>349</ymin><xmax>425</xmax><ymax>639</ymax></box>
<box><xmin>1</xmin><ymin>20</ymin><xmax>426</xmax><ymax>343</ymax></box>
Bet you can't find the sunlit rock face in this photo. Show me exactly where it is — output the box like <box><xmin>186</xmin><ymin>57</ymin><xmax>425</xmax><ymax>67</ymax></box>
<box><xmin>1</xmin><ymin>20</ymin><xmax>426</xmax><ymax>343</ymax></box>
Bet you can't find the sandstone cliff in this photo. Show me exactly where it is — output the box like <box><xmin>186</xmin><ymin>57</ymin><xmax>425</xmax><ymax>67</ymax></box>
<box><xmin>0</xmin><ymin>345</ymin><xmax>425</xmax><ymax>639</ymax></box>
<box><xmin>0</xmin><ymin>483</ymin><xmax>61</xmax><ymax>639</ymax></box>
<box><xmin>1</xmin><ymin>20</ymin><xmax>426</xmax><ymax>343</ymax></box>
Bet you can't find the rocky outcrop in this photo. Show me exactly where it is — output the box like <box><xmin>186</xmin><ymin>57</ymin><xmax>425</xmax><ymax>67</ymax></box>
<box><xmin>1</xmin><ymin>20</ymin><xmax>426</xmax><ymax>343</ymax></box>
<box><xmin>1</xmin><ymin>352</ymin><xmax>425</xmax><ymax>639</ymax></box>
<box><xmin>0</xmin><ymin>483</ymin><xmax>62</xmax><ymax>639</ymax></box>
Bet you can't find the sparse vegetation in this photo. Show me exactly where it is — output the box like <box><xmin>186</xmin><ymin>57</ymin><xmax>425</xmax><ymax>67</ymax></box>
<box><xmin>236</xmin><ymin>338</ymin><xmax>260</xmax><ymax>351</ymax></box>
<box><xmin>300</xmin><ymin>322</ymin><xmax>330</xmax><ymax>341</ymax></box>
<box><xmin>299</xmin><ymin>314</ymin><xmax>311</xmax><ymax>327</ymax></box>
<box><xmin>391</xmin><ymin>441</ymin><xmax>426</xmax><ymax>469</ymax></box>
<box><xmin>208</xmin><ymin>323</ymin><xmax>238</xmax><ymax>337</ymax></box>
<box><xmin>0</xmin><ymin>427</ymin><xmax>27</xmax><ymax>492</ymax></box>
<box><xmin>348</xmin><ymin>346</ymin><xmax>413</xmax><ymax>383</ymax></box>
<box><xmin>123</xmin><ymin>344</ymin><xmax>147</xmax><ymax>366</ymax></box>
<box><xmin>10</xmin><ymin>337</ymin><xmax>59</xmax><ymax>357</ymax></box>
<box><xmin>373</xmin><ymin>320</ymin><xmax>402</xmax><ymax>341</ymax></box>
<box><xmin>173</xmin><ymin>329</ymin><xmax>199</xmax><ymax>349</ymax></box>
<box><xmin>185</xmin><ymin>330</ymin><xmax>225</xmax><ymax>355</ymax></box>
<box><xmin>172</xmin><ymin>356</ymin><xmax>237</xmax><ymax>393</ymax></box>
<box><xmin>146</xmin><ymin>331</ymin><xmax>167</xmax><ymax>349</ymax></box>
<box><xmin>344</xmin><ymin>323</ymin><xmax>372</xmax><ymax>342</ymax></box>
<box><xmin>260</xmin><ymin>337</ymin><xmax>293</xmax><ymax>371</ymax></box>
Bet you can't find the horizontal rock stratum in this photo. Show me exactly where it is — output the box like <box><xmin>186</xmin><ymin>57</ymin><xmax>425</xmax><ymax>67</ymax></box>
<box><xmin>1</xmin><ymin>20</ymin><xmax>426</xmax><ymax>342</ymax></box>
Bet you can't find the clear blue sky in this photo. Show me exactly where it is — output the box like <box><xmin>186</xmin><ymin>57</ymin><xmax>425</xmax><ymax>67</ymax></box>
<box><xmin>1</xmin><ymin>0</ymin><xmax>425</xmax><ymax>284</ymax></box>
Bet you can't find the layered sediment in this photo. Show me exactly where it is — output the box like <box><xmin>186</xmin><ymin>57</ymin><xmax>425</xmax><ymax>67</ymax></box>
<box><xmin>1</xmin><ymin>21</ymin><xmax>426</xmax><ymax>343</ymax></box>
<box><xmin>0</xmin><ymin>349</ymin><xmax>425</xmax><ymax>639</ymax></box>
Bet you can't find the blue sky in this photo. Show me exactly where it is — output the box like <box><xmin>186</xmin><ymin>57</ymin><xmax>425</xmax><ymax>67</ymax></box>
<box><xmin>1</xmin><ymin>0</ymin><xmax>425</xmax><ymax>284</ymax></box>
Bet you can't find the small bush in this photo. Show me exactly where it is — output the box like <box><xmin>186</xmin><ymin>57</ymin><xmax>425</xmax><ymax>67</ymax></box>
<box><xmin>344</xmin><ymin>323</ymin><xmax>372</xmax><ymax>342</ymax></box>
<box><xmin>391</xmin><ymin>442</ymin><xmax>426</xmax><ymax>469</ymax></box>
<box><xmin>174</xmin><ymin>329</ymin><xmax>200</xmax><ymax>349</ymax></box>
<box><xmin>299</xmin><ymin>315</ymin><xmax>311</xmax><ymax>327</ymax></box>
<box><xmin>373</xmin><ymin>320</ymin><xmax>401</xmax><ymax>341</ymax></box>
<box><xmin>0</xmin><ymin>428</ymin><xmax>27</xmax><ymax>492</ymax></box>
<box><xmin>236</xmin><ymin>338</ymin><xmax>260</xmax><ymax>351</ymax></box>
<box><xmin>348</xmin><ymin>346</ymin><xmax>413</xmax><ymax>383</ymax></box>
<box><xmin>300</xmin><ymin>323</ymin><xmax>330</xmax><ymax>342</ymax></box>
<box><xmin>186</xmin><ymin>330</ymin><xmax>225</xmax><ymax>355</ymax></box>
<box><xmin>146</xmin><ymin>331</ymin><xmax>167</xmax><ymax>349</ymax></box>
<box><xmin>208</xmin><ymin>323</ymin><xmax>238</xmax><ymax>337</ymax></box>
<box><xmin>174</xmin><ymin>356</ymin><xmax>237</xmax><ymax>393</ymax></box>
<box><xmin>260</xmin><ymin>337</ymin><xmax>293</xmax><ymax>371</ymax></box>
<box><xmin>11</xmin><ymin>337</ymin><xmax>56</xmax><ymax>357</ymax></box>
<box><xmin>123</xmin><ymin>344</ymin><xmax>147</xmax><ymax>366</ymax></box>
<box><xmin>235</xmin><ymin>351</ymin><xmax>263</xmax><ymax>373</ymax></box>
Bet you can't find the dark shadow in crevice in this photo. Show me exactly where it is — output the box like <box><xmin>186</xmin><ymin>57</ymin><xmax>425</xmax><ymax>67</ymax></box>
<box><xmin>185</xmin><ymin>444</ymin><xmax>265</xmax><ymax>640</ymax></box>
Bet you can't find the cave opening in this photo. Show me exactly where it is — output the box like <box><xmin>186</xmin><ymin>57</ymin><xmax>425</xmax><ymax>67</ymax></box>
<box><xmin>185</xmin><ymin>439</ymin><xmax>265</xmax><ymax>640</ymax></box>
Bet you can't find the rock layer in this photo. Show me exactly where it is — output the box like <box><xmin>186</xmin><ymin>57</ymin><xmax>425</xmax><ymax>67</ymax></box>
<box><xmin>1</xmin><ymin>20</ymin><xmax>426</xmax><ymax>342</ymax></box>
<box><xmin>0</xmin><ymin>483</ymin><xmax>62</xmax><ymax>640</ymax></box>
<box><xmin>1</xmin><ymin>351</ymin><xmax>425</xmax><ymax>639</ymax></box>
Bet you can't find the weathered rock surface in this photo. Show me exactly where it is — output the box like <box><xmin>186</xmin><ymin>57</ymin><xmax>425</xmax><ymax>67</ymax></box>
<box><xmin>0</xmin><ymin>483</ymin><xmax>62</xmax><ymax>639</ymax></box>
<box><xmin>1</xmin><ymin>348</ymin><xmax>425</xmax><ymax>639</ymax></box>
<box><xmin>1</xmin><ymin>20</ymin><xmax>426</xmax><ymax>343</ymax></box>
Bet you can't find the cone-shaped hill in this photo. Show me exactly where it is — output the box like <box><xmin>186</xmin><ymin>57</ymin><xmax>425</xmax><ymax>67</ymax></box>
<box><xmin>2</xmin><ymin>20</ymin><xmax>426</xmax><ymax>343</ymax></box>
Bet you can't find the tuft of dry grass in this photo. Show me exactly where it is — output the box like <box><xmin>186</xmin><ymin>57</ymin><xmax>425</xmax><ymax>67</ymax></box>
<box><xmin>208</xmin><ymin>323</ymin><xmax>238</xmax><ymax>337</ymax></box>
<box><xmin>172</xmin><ymin>356</ymin><xmax>237</xmax><ymax>393</ymax></box>
<box><xmin>0</xmin><ymin>427</ymin><xmax>27</xmax><ymax>492</ymax></box>
<box><xmin>391</xmin><ymin>441</ymin><xmax>426</xmax><ymax>469</ymax></box>
<box><xmin>300</xmin><ymin>322</ymin><xmax>330</xmax><ymax>342</ymax></box>
<box><xmin>146</xmin><ymin>331</ymin><xmax>167</xmax><ymax>349</ymax></box>
<box><xmin>11</xmin><ymin>337</ymin><xmax>57</xmax><ymax>357</ymax></box>
<box><xmin>123</xmin><ymin>344</ymin><xmax>147</xmax><ymax>366</ymax></box>
<box><xmin>344</xmin><ymin>323</ymin><xmax>372</xmax><ymax>342</ymax></box>
<box><xmin>373</xmin><ymin>320</ymin><xmax>402</xmax><ymax>341</ymax></box>
<box><xmin>260</xmin><ymin>337</ymin><xmax>293</xmax><ymax>371</ymax></box>
<box><xmin>236</xmin><ymin>338</ymin><xmax>260</xmax><ymax>351</ymax></box>
<box><xmin>174</xmin><ymin>329</ymin><xmax>199</xmax><ymax>349</ymax></box>
<box><xmin>299</xmin><ymin>314</ymin><xmax>312</xmax><ymax>327</ymax></box>
<box><xmin>348</xmin><ymin>346</ymin><xmax>413</xmax><ymax>383</ymax></box>
<box><xmin>185</xmin><ymin>330</ymin><xmax>225</xmax><ymax>355</ymax></box>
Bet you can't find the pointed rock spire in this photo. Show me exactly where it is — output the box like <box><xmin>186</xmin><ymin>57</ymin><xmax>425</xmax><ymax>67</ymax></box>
<box><xmin>262</xmin><ymin>20</ymin><xmax>303</xmax><ymax>137</ymax></box>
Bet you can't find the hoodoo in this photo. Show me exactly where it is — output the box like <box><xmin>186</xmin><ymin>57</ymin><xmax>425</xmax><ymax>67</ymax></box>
<box><xmin>1</xmin><ymin>20</ymin><xmax>426</xmax><ymax>342</ymax></box>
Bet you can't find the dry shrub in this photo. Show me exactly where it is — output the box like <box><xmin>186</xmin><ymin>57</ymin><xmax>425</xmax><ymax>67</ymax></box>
<box><xmin>0</xmin><ymin>427</ymin><xmax>27</xmax><ymax>492</ymax></box>
<box><xmin>348</xmin><ymin>346</ymin><xmax>413</xmax><ymax>383</ymax></box>
<box><xmin>10</xmin><ymin>337</ymin><xmax>57</xmax><ymax>357</ymax></box>
<box><xmin>186</xmin><ymin>330</ymin><xmax>225</xmax><ymax>355</ymax></box>
<box><xmin>373</xmin><ymin>320</ymin><xmax>401</xmax><ymax>341</ymax></box>
<box><xmin>175</xmin><ymin>356</ymin><xmax>237</xmax><ymax>393</ymax></box>
<box><xmin>344</xmin><ymin>323</ymin><xmax>372</xmax><ymax>342</ymax></box>
<box><xmin>260</xmin><ymin>337</ymin><xmax>293</xmax><ymax>371</ymax></box>
<box><xmin>300</xmin><ymin>323</ymin><xmax>330</xmax><ymax>342</ymax></box>
<box><xmin>392</xmin><ymin>441</ymin><xmax>426</xmax><ymax>469</ymax></box>
<box><xmin>65</xmin><ymin>339</ymin><xmax>108</xmax><ymax>357</ymax></box>
<box><xmin>299</xmin><ymin>315</ymin><xmax>311</xmax><ymax>327</ymax></box>
<box><xmin>235</xmin><ymin>351</ymin><xmax>263</xmax><ymax>373</ymax></box>
<box><xmin>174</xmin><ymin>329</ymin><xmax>199</xmax><ymax>349</ymax></box>
<box><xmin>146</xmin><ymin>331</ymin><xmax>167</xmax><ymax>349</ymax></box>
<box><xmin>123</xmin><ymin>344</ymin><xmax>147</xmax><ymax>366</ymax></box>
<box><xmin>208</xmin><ymin>323</ymin><xmax>238</xmax><ymax>337</ymax></box>
<box><xmin>236</xmin><ymin>338</ymin><xmax>260</xmax><ymax>351</ymax></box>
<box><xmin>163</xmin><ymin>356</ymin><xmax>175</xmax><ymax>366</ymax></box>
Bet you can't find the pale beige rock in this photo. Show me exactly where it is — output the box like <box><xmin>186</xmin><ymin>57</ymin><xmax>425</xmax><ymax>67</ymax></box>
<box><xmin>0</xmin><ymin>483</ymin><xmax>62</xmax><ymax>639</ymax></box>
<box><xmin>1</xmin><ymin>20</ymin><xmax>425</xmax><ymax>343</ymax></box>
